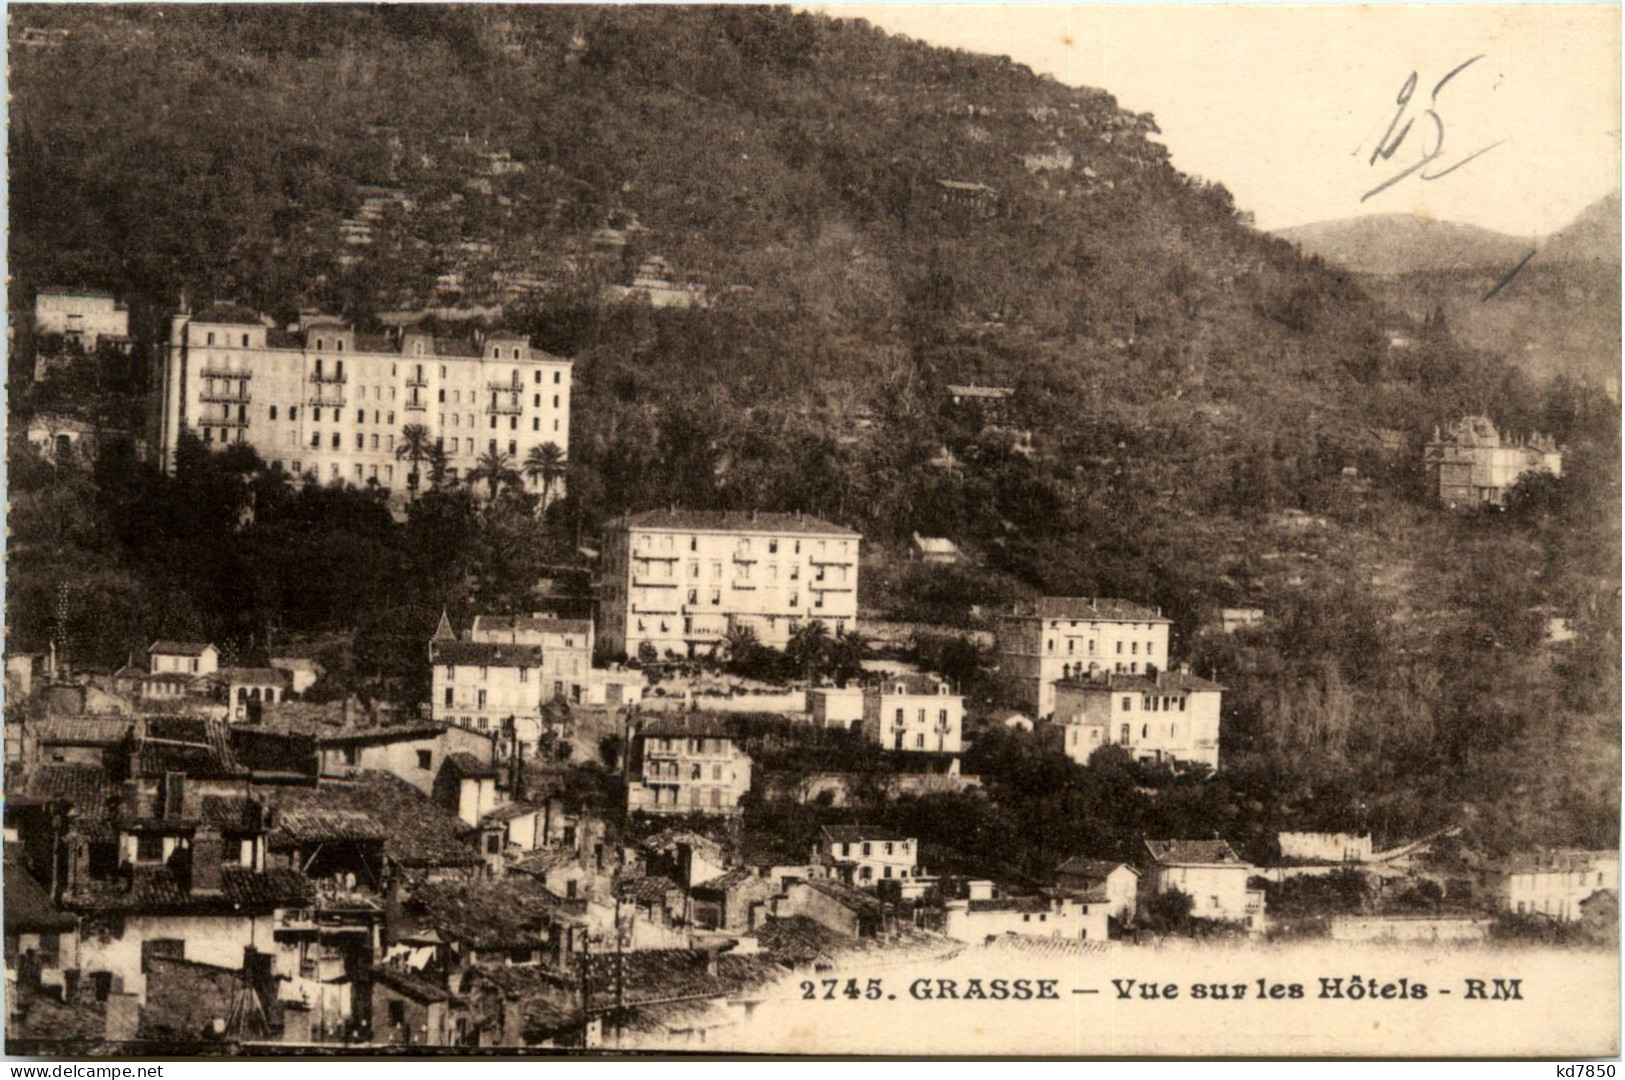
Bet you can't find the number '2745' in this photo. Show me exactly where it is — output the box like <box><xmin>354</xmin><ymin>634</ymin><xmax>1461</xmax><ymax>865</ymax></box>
<box><xmin>801</xmin><ymin>978</ymin><xmax>885</xmax><ymax>1000</ymax></box>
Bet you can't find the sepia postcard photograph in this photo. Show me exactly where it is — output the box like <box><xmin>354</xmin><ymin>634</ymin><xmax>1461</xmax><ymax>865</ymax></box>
<box><xmin>2</xmin><ymin>1</ymin><xmax>1619</xmax><ymax>1061</ymax></box>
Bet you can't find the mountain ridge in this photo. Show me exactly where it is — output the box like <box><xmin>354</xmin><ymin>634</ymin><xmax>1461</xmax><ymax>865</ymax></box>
<box><xmin>1275</xmin><ymin>194</ymin><xmax>1621</xmax><ymax>277</ymax></box>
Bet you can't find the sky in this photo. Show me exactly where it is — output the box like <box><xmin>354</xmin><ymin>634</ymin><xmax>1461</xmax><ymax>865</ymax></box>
<box><xmin>814</xmin><ymin>4</ymin><xmax>1620</xmax><ymax>236</ymax></box>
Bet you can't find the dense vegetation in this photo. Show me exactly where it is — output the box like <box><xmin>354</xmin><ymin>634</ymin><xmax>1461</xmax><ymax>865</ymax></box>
<box><xmin>8</xmin><ymin>6</ymin><xmax>1618</xmax><ymax>859</ymax></box>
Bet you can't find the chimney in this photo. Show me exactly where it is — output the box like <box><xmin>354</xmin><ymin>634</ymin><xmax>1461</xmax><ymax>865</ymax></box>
<box><xmin>191</xmin><ymin>825</ymin><xmax>224</xmax><ymax>895</ymax></box>
<box><xmin>162</xmin><ymin>772</ymin><xmax>186</xmax><ymax>819</ymax></box>
<box><xmin>1179</xmin><ymin>662</ymin><xmax>1191</xmax><ymax>676</ymax></box>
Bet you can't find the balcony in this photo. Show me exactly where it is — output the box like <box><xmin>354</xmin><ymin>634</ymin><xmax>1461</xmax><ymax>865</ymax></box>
<box><xmin>307</xmin><ymin>393</ymin><xmax>347</xmax><ymax>409</ymax></box>
<box><xmin>310</xmin><ymin>371</ymin><xmax>347</xmax><ymax>384</ymax></box>
<box><xmin>214</xmin><ymin>415</ymin><xmax>251</xmax><ymax>428</ymax></box>
<box><xmin>406</xmin><ymin>374</ymin><xmax>429</xmax><ymax>388</ymax></box>
<box><xmin>404</xmin><ymin>399</ymin><xmax>428</xmax><ymax>411</ymax></box>
<box><xmin>200</xmin><ymin>367</ymin><xmax>252</xmax><ymax>380</ymax></box>
<box><xmin>487</xmin><ymin>379</ymin><xmax>524</xmax><ymax>393</ymax></box>
<box><xmin>809</xmin><ymin>581</ymin><xmax>854</xmax><ymax>592</ymax></box>
<box><xmin>808</xmin><ymin>556</ymin><xmax>855</xmax><ymax>567</ymax></box>
<box><xmin>201</xmin><ymin>387</ymin><xmax>252</xmax><ymax>404</ymax></box>
<box><xmin>487</xmin><ymin>399</ymin><xmax>523</xmax><ymax>415</ymax></box>
<box><xmin>633</xmin><ymin>576</ymin><xmax>678</xmax><ymax>588</ymax></box>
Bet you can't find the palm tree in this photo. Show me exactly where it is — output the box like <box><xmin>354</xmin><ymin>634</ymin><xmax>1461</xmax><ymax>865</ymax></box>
<box><xmin>394</xmin><ymin>423</ymin><xmax>432</xmax><ymax>500</ymax></box>
<box><xmin>471</xmin><ymin>447</ymin><xmax>521</xmax><ymax>499</ymax></box>
<box><xmin>721</xmin><ymin>622</ymin><xmax>761</xmax><ymax>666</ymax></box>
<box><xmin>425</xmin><ymin>443</ymin><xmax>450</xmax><ymax>490</ymax></box>
<box><xmin>787</xmin><ymin>619</ymin><xmax>831</xmax><ymax>683</ymax></box>
<box><xmin>523</xmin><ymin>442</ymin><xmax>567</xmax><ymax>505</ymax></box>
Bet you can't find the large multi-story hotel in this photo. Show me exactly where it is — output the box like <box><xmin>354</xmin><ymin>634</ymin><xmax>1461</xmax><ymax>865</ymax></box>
<box><xmin>598</xmin><ymin>509</ymin><xmax>860</xmax><ymax>660</ymax></box>
<box><xmin>156</xmin><ymin>304</ymin><xmax>572</xmax><ymax>495</ymax></box>
<box><xmin>995</xmin><ymin>596</ymin><xmax>1173</xmax><ymax>717</ymax></box>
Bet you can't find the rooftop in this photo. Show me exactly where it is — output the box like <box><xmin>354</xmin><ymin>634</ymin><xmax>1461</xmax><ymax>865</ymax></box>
<box><xmin>821</xmin><ymin>825</ymin><xmax>912</xmax><ymax>844</ymax></box>
<box><xmin>443</xmin><ymin>751</ymin><xmax>501</xmax><ymax>779</ymax></box>
<box><xmin>1013</xmin><ymin>597</ymin><xmax>1169</xmax><ymax>623</ymax></box>
<box><xmin>469</xmin><ymin>614</ymin><xmax>594</xmax><ymax>640</ymax></box>
<box><xmin>429</xmin><ymin>640</ymin><xmax>547</xmax><ymax>667</ymax></box>
<box><xmin>1055</xmin><ymin>856</ymin><xmax>1136</xmax><ymax>881</ymax></box>
<box><xmin>1144</xmin><ymin>839</ymin><xmax>1246</xmax><ymax>867</ymax></box>
<box><xmin>371</xmin><ymin>965</ymin><xmax>453</xmax><ymax>1004</ymax></box>
<box><xmin>65</xmin><ymin>866</ymin><xmax>314</xmax><ymax>915</ymax></box>
<box><xmin>638</xmin><ymin>713</ymin><xmax>741</xmax><ymax>740</ymax></box>
<box><xmin>189</xmin><ymin>303</ymin><xmax>264</xmax><ymax>326</ymax></box>
<box><xmin>406</xmin><ymin>877</ymin><xmax>578</xmax><ymax>950</ymax></box>
<box><xmin>265</xmin><ymin>775</ymin><xmax>480</xmax><ymax>868</ymax></box>
<box><xmin>1055</xmin><ymin>670</ymin><xmax>1226</xmax><ymax>694</ymax></box>
<box><xmin>149</xmin><ymin>640</ymin><xmax>215</xmax><ymax>657</ymax></box>
<box><xmin>616</xmin><ymin>509</ymin><xmax>859</xmax><ymax>537</ymax></box>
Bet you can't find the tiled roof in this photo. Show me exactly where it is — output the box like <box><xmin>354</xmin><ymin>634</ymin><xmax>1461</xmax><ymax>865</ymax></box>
<box><xmin>273</xmin><ymin>807</ymin><xmax>388</xmax><ymax>845</ymax></box>
<box><xmin>1013</xmin><ymin>598</ymin><xmax>1169</xmax><ymax>623</ymax></box>
<box><xmin>482</xmin><ymin>801</ymin><xmax>545</xmax><ymax>824</ymax></box>
<box><xmin>4</xmin><ymin>859</ymin><xmax>77</xmax><ymax>932</ymax></box>
<box><xmin>372</xmin><ymin>965</ymin><xmax>453</xmax><ymax>1003</ymax></box>
<box><xmin>616</xmin><ymin>509</ymin><xmax>859</xmax><ymax>537</ymax></box>
<box><xmin>1056</xmin><ymin>670</ymin><xmax>1225</xmax><ymax>694</ymax></box>
<box><xmin>31</xmin><ymin>717</ymin><xmax>133</xmax><ymax>746</ymax></box>
<box><xmin>265</xmin><ymin>776</ymin><xmax>479</xmax><ymax>868</ymax></box>
<box><xmin>1144</xmin><ymin>839</ymin><xmax>1245</xmax><ymax>866</ymax></box>
<box><xmin>617</xmin><ymin>874</ymin><xmax>680</xmax><ymax>906</ymax></box>
<box><xmin>509</xmin><ymin>847</ymin><xmax>578</xmax><ymax>875</ymax></box>
<box><xmin>469</xmin><ymin>614</ymin><xmax>593</xmax><ymax>639</ymax></box>
<box><xmin>800</xmin><ymin>877</ymin><xmax>885</xmax><ymax>913</ymax></box>
<box><xmin>65</xmin><ymin>866</ymin><xmax>313</xmax><ymax>914</ymax></box>
<box><xmin>149</xmin><ymin>640</ymin><xmax>214</xmax><ymax>657</ymax></box>
<box><xmin>433</xmin><ymin>336</ymin><xmax>480</xmax><ymax>359</ymax></box>
<box><xmin>967</xmin><ymin>895</ymin><xmax>1051</xmax><ymax>914</ymax></box>
<box><xmin>866</xmin><ymin>673</ymin><xmax>951</xmax><ymax>696</ymax></box>
<box><xmin>191</xmin><ymin>304</ymin><xmax>263</xmax><ymax>326</ymax></box>
<box><xmin>217</xmin><ymin>667</ymin><xmax>291</xmax><ymax>688</ymax></box>
<box><xmin>429</xmin><ymin>640</ymin><xmax>546</xmax><ymax>667</ymax></box>
<box><xmin>198</xmin><ymin>795</ymin><xmax>265</xmax><ymax>832</ymax></box>
<box><xmin>444</xmin><ymin>751</ymin><xmax>500</xmax><ymax>778</ymax></box>
<box><xmin>316</xmin><ymin>721</ymin><xmax>450</xmax><ymax>746</ymax></box>
<box><xmin>1055</xmin><ymin>857</ymin><xmax>1135</xmax><ymax>882</ymax></box>
<box><xmin>821</xmin><ymin>825</ymin><xmax>911</xmax><ymax>844</ymax></box>
<box><xmin>136</xmin><ymin>717</ymin><xmax>245</xmax><ymax>779</ymax></box>
<box><xmin>407</xmin><ymin>877</ymin><xmax>576</xmax><ymax>950</ymax></box>
<box><xmin>637</xmin><ymin>714</ymin><xmax>740</xmax><ymax>740</ymax></box>
<box><xmin>15</xmin><ymin>764</ymin><xmax>110</xmax><ymax>817</ymax></box>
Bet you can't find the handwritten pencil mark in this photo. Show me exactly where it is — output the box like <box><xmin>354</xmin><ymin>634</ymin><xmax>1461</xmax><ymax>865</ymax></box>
<box><xmin>1483</xmin><ymin>249</ymin><xmax>1537</xmax><ymax>302</ymax></box>
<box><xmin>1362</xmin><ymin>56</ymin><xmax>1503</xmax><ymax>203</ymax></box>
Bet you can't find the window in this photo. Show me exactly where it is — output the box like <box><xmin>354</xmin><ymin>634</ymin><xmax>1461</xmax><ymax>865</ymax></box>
<box><xmin>269</xmin><ymin>405</ymin><xmax>278</xmax><ymax>420</ymax></box>
<box><xmin>1122</xmin><ymin>697</ymin><xmax>1132</xmax><ymax>711</ymax></box>
<box><xmin>444</xmin><ymin>687</ymin><xmax>453</xmax><ymax>706</ymax></box>
<box><xmin>485</xmin><ymin>833</ymin><xmax>502</xmax><ymax>854</ymax></box>
<box><xmin>387</xmin><ymin>1001</ymin><xmax>405</xmax><ymax>1027</ymax></box>
<box><xmin>533</xmin><ymin>418</ymin><xmax>540</xmax><ymax>431</ymax></box>
<box><xmin>206</xmin><ymin>331</ymin><xmax>216</xmax><ymax>346</ymax></box>
<box><xmin>337</xmin><ymin>339</ymin><xmax>345</xmax><ymax>353</ymax></box>
<box><xmin>1116</xmin><ymin>641</ymin><xmax>1124</xmax><ymax>654</ymax></box>
<box><xmin>862</xmin><ymin>843</ymin><xmax>872</xmax><ymax>856</ymax></box>
<box><xmin>916</xmin><ymin>734</ymin><xmax>925</xmax><ymax>748</ymax></box>
<box><xmin>289</xmin><ymin>406</ymin><xmax>298</xmax><ymax>420</ymax></box>
<box><xmin>357</xmin><ymin>409</ymin><xmax>365</xmax><ymax>424</ymax></box>
<box><xmin>136</xmin><ymin>835</ymin><xmax>165</xmax><ymax>863</ymax></box>
<box><xmin>356</xmin><ymin>433</ymin><xmax>364</xmax><ymax>449</ymax></box>
<box><xmin>477</xmin><ymin>689</ymin><xmax>487</xmax><ymax>708</ymax></box>
<box><xmin>417</xmin><ymin>750</ymin><xmax>432</xmax><ymax>770</ymax></box>
<box><xmin>554</xmin><ymin>371</ymin><xmax>561</xmax><ymax>384</ymax></box>
<box><xmin>314</xmin><ymin>407</ymin><xmax>323</xmax><ymax>422</ymax></box>
<box><xmin>439</xmin><ymin>389</ymin><xmax>446</xmax><ymax>403</ymax></box>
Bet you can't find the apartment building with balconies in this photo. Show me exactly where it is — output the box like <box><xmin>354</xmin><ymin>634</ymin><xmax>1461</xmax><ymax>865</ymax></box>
<box><xmin>861</xmin><ymin>674</ymin><xmax>963</xmax><ymax>754</ymax></box>
<box><xmin>995</xmin><ymin>597</ymin><xmax>1173</xmax><ymax>717</ymax></box>
<box><xmin>627</xmin><ymin>714</ymin><xmax>753</xmax><ymax>817</ymax></box>
<box><xmin>1048</xmin><ymin>665</ymin><xmax>1223</xmax><ymax>770</ymax></box>
<box><xmin>597</xmin><ymin>510</ymin><xmax>860</xmax><ymax>660</ymax></box>
<box><xmin>156</xmin><ymin>305</ymin><xmax>571</xmax><ymax>496</ymax></box>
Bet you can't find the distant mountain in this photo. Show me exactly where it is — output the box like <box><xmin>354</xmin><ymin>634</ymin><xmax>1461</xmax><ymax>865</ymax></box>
<box><xmin>1539</xmin><ymin>192</ymin><xmax>1622</xmax><ymax>268</ymax></box>
<box><xmin>1275</xmin><ymin>214</ymin><xmax>1532</xmax><ymax>276</ymax></box>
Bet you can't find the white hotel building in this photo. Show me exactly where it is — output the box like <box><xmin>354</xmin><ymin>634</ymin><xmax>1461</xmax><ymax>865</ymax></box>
<box><xmin>157</xmin><ymin>304</ymin><xmax>571</xmax><ymax>493</ymax></box>
<box><xmin>598</xmin><ymin>510</ymin><xmax>860</xmax><ymax>660</ymax></box>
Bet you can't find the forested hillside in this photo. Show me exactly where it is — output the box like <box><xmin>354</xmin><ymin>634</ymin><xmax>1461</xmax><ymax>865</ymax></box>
<box><xmin>8</xmin><ymin>6</ymin><xmax>1619</xmax><ymax>856</ymax></box>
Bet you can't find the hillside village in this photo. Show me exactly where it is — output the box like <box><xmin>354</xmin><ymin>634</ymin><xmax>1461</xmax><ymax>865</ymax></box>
<box><xmin>4</xmin><ymin>5</ymin><xmax>1619</xmax><ymax>1053</ymax></box>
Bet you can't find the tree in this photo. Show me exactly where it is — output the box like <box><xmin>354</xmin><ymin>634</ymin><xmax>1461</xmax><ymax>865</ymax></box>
<box><xmin>394</xmin><ymin>423</ymin><xmax>432</xmax><ymax>500</ymax></box>
<box><xmin>425</xmin><ymin>443</ymin><xmax>450</xmax><ymax>490</ymax></box>
<box><xmin>1141</xmin><ymin>886</ymin><xmax>1195</xmax><ymax>932</ymax></box>
<box><xmin>787</xmin><ymin>619</ymin><xmax>831</xmax><ymax>682</ymax></box>
<box><xmin>471</xmin><ymin>448</ymin><xmax>521</xmax><ymax>500</ymax></box>
<box><xmin>524</xmin><ymin>441</ymin><xmax>567</xmax><ymax>505</ymax></box>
